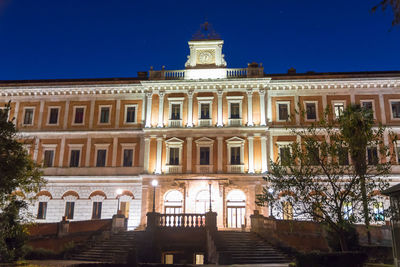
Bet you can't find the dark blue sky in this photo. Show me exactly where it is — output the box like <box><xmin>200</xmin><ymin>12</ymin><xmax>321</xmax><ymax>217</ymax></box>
<box><xmin>0</xmin><ymin>0</ymin><xmax>399</xmax><ymax>80</ymax></box>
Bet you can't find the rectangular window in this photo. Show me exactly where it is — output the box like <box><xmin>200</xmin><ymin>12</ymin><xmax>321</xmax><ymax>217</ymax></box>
<box><xmin>279</xmin><ymin>147</ymin><xmax>291</xmax><ymax>166</ymax></box>
<box><xmin>48</xmin><ymin>108</ymin><xmax>59</xmax><ymax>124</ymax></box>
<box><xmin>43</xmin><ymin>150</ymin><xmax>54</xmax><ymax>167</ymax></box>
<box><xmin>391</xmin><ymin>101</ymin><xmax>400</xmax><ymax>119</ymax></box>
<box><xmin>164</xmin><ymin>254</ymin><xmax>173</xmax><ymax>264</ymax></box>
<box><xmin>306</xmin><ymin>102</ymin><xmax>317</xmax><ymax>120</ymax></box>
<box><xmin>396</xmin><ymin>146</ymin><xmax>400</xmax><ymax>164</ymax></box>
<box><xmin>343</xmin><ymin>202</ymin><xmax>352</xmax><ymax>220</ymax></box>
<box><xmin>283</xmin><ymin>201</ymin><xmax>293</xmax><ymax>220</ymax></box>
<box><xmin>195</xmin><ymin>254</ymin><xmax>204</xmax><ymax>265</ymax></box>
<box><xmin>367</xmin><ymin>147</ymin><xmax>378</xmax><ymax>165</ymax></box>
<box><xmin>23</xmin><ymin>108</ymin><xmax>34</xmax><ymax>125</ymax></box>
<box><xmin>278</xmin><ymin>103</ymin><xmax>289</xmax><ymax>121</ymax></box>
<box><xmin>99</xmin><ymin>107</ymin><xmax>110</xmax><ymax>124</ymax></box>
<box><xmin>307</xmin><ymin>146</ymin><xmax>319</xmax><ymax>165</ymax></box>
<box><xmin>96</xmin><ymin>149</ymin><xmax>107</xmax><ymax>167</ymax></box>
<box><xmin>230</xmin><ymin>103</ymin><xmax>240</xmax><ymax>119</ymax></box>
<box><xmin>200</xmin><ymin>103</ymin><xmax>210</xmax><ymax>119</ymax></box>
<box><xmin>374</xmin><ymin>202</ymin><xmax>384</xmax><ymax>221</ymax></box>
<box><xmin>338</xmin><ymin>147</ymin><xmax>349</xmax><ymax>166</ymax></box>
<box><xmin>69</xmin><ymin>150</ymin><xmax>80</xmax><ymax>167</ymax></box>
<box><xmin>231</xmin><ymin>147</ymin><xmax>241</xmax><ymax>165</ymax></box>
<box><xmin>123</xmin><ymin>149</ymin><xmax>133</xmax><ymax>167</ymax></box>
<box><xmin>92</xmin><ymin>202</ymin><xmax>102</xmax><ymax>219</ymax></box>
<box><xmin>125</xmin><ymin>106</ymin><xmax>136</xmax><ymax>123</ymax></box>
<box><xmin>37</xmin><ymin>202</ymin><xmax>47</xmax><ymax>219</ymax></box>
<box><xmin>74</xmin><ymin>107</ymin><xmax>84</xmax><ymax>124</ymax></box>
<box><xmin>333</xmin><ymin>103</ymin><xmax>344</xmax><ymax>118</ymax></box>
<box><xmin>169</xmin><ymin>147</ymin><xmax>179</xmax><ymax>165</ymax></box>
<box><xmin>362</xmin><ymin>101</ymin><xmax>373</xmax><ymax>111</ymax></box>
<box><xmin>200</xmin><ymin>147</ymin><xmax>210</xmax><ymax>165</ymax></box>
<box><xmin>65</xmin><ymin>202</ymin><xmax>75</xmax><ymax>220</ymax></box>
<box><xmin>171</xmin><ymin>104</ymin><xmax>180</xmax><ymax>120</ymax></box>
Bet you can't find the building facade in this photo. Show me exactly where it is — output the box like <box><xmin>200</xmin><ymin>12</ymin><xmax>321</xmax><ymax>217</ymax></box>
<box><xmin>1</xmin><ymin>35</ymin><xmax>400</xmax><ymax>230</ymax></box>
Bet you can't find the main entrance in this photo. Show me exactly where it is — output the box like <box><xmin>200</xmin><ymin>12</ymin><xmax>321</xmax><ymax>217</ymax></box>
<box><xmin>226</xmin><ymin>190</ymin><xmax>246</xmax><ymax>228</ymax></box>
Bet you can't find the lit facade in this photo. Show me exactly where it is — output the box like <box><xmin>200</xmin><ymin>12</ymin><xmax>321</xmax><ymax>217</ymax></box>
<box><xmin>1</xmin><ymin>36</ymin><xmax>400</xmax><ymax>229</ymax></box>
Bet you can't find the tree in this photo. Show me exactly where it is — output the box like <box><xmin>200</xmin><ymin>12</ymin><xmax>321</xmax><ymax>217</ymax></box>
<box><xmin>0</xmin><ymin>102</ymin><xmax>44</xmax><ymax>262</ymax></box>
<box><xmin>256</xmin><ymin>104</ymin><xmax>393</xmax><ymax>251</ymax></box>
<box><xmin>373</xmin><ymin>0</ymin><xmax>400</xmax><ymax>26</ymax></box>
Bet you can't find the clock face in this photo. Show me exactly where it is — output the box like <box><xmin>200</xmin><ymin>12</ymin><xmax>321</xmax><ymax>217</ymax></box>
<box><xmin>197</xmin><ymin>50</ymin><xmax>215</xmax><ymax>64</ymax></box>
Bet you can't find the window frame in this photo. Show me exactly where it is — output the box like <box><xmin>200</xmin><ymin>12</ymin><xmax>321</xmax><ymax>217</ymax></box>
<box><xmin>68</xmin><ymin>144</ymin><xmax>84</xmax><ymax>167</ymax></box>
<box><xmin>276</xmin><ymin>141</ymin><xmax>292</xmax><ymax>166</ymax></box>
<box><xmin>124</xmin><ymin>104</ymin><xmax>138</xmax><ymax>124</ymax></box>
<box><xmin>390</xmin><ymin>100</ymin><xmax>400</xmax><ymax>120</ymax></box>
<box><xmin>94</xmin><ymin>144</ymin><xmax>110</xmax><ymax>167</ymax></box>
<box><xmin>42</xmin><ymin>144</ymin><xmax>57</xmax><ymax>167</ymax></box>
<box><xmin>46</xmin><ymin>106</ymin><xmax>60</xmax><ymax>126</ymax></box>
<box><xmin>195</xmin><ymin>137</ymin><xmax>214</xmax><ymax>167</ymax></box>
<box><xmin>332</xmin><ymin>101</ymin><xmax>345</xmax><ymax>119</ymax></box>
<box><xmin>304</xmin><ymin>101</ymin><xmax>318</xmax><ymax>121</ymax></box>
<box><xmin>226</xmin><ymin>137</ymin><xmax>245</xmax><ymax>166</ymax></box>
<box><xmin>72</xmin><ymin>106</ymin><xmax>86</xmax><ymax>126</ymax></box>
<box><xmin>367</xmin><ymin>146</ymin><xmax>379</xmax><ymax>165</ymax></box>
<box><xmin>65</xmin><ymin>201</ymin><xmax>75</xmax><ymax>220</ymax></box>
<box><xmin>360</xmin><ymin>100</ymin><xmax>376</xmax><ymax>119</ymax></box>
<box><xmin>276</xmin><ymin>101</ymin><xmax>290</xmax><ymax>122</ymax></box>
<box><xmin>22</xmin><ymin>107</ymin><xmax>35</xmax><ymax>126</ymax></box>
<box><xmin>165</xmin><ymin>137</ymin><xmax>184</xmax><ymax>167</ymax></box>
<box><xmin>120</xmin><ymin>143</ymin><xmax>136</xmax><ymax>167</ymax></box>
<box><xmin>37</xmin><ymin>201</ymin><xmax>47</xmax><ymax>220</ymax></box>
<box><xmin>92</xmin><ymin>201</ymin><xmax>102</xmax><ymax>220</ymax></box>
<box><xmin>98</xmin><ymin>105</ymin><xmax>112</xmax><ymax>125</ymax></box>
<box><xmin>197</xmin><ymin>96</ymin><xmax>214</xmax><ymax>121</ymax></box>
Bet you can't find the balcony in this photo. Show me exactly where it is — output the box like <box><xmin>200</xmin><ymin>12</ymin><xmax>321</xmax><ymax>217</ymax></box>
<box><xmin>198</xmin><ymin>119</ymin><xmax>212</xmax><ymax>127</ymax></box>
<box><xmin>227</xmin><ymin>164</ymin><xmax>244</xmax><ymax>173</ymax></box>
<box><xmin>166</xmin><ymin>165</ymin><xmax>182</xmax><ymax>174</ymax></box>
<box><xmin>228</xmin><ymin>118</ymin><xmax>242</xmax><ymax>126</ymax></box>
<box><xmin>196</xmin><ymin>165</ymin><xmax>214</xmax><ymax>174</ymax></box>
<box><xmin>168</xmin><ymin>119</ymin><xmax>182</xmax><ymax>128</ymax></box>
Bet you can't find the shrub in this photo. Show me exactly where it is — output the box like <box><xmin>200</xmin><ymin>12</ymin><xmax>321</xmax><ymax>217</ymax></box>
<box><xmin>325</xmin><ymin>224</ymin><xmax>360</xmax><ymax>251</ymax></box>
<box><xmin>296</xmin><ymin>251</ymin><xmax>368</xmax><ymax>267</ymax></box>
<box><xmin>23</xmin><ymin>246</ymin><xmax>59</xmax><ymax>260</ymax></box>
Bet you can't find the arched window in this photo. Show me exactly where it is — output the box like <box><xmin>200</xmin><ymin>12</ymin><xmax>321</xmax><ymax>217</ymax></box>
<box><xmin>226</xmin><ymin>189</ymin><xmax>246</xmax><ymax>228</ymax></box>
<box><xmin>195</xmin><ymin>190</ymin><xmax>214</xmax><ymax>214</ymax></box>
<box><xmin>164</xmin><ymin>190</ymin><xmax>183</xmax><ymax>214</ymax></box>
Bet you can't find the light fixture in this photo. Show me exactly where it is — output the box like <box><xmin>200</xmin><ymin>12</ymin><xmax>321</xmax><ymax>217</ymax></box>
<box><xmin>152</xmin><ymin>179</ymin><xmax>158</xmax><ymax>187</ymax></box>
<box><xmin>268</xmin><ymin>188</ymin><xmax>274</xmax><ymax>218</ymax></box>
<box><xmin>116</xmin><ymin>189</ymin><xmax>123</xmax><ymax>215</ymax></box>
<box><xmin>268</xmin><ymin>188</ymin><xmax>274</xmax><ymax>194</ymax></box>
<box><xmin>116</xmin><ymin>188</ymin><xmax>123</xmax><ymax>195</ymax></box>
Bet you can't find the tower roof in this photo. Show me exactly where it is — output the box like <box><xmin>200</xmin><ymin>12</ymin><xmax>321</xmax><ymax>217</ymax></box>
<box><xmin>191</xmin><ymin>22</ymin><xmax>221</xmax><ymax>41</ymax></box>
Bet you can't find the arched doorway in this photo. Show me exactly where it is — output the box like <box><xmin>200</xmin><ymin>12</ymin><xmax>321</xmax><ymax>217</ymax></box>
<box><xmin>195</xmin><ymin>190</ymin><xmax>214</xmax><ymax>214</ymax></box>
<box><xmin>164</xmin><ymin>190</ymin><xmax>183</xmax><ymax>214</ymax></box>
<box><xmin>226</xmin><ymin>189</ymin><xmax>246</xmax><ymax>228</ymax></box>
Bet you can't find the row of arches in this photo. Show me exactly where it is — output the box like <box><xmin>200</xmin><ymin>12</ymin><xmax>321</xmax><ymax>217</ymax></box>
<box><xmin>35</xmin><ymin>190</ymin><xmax>135</xmax><ymax>200</ymax></box>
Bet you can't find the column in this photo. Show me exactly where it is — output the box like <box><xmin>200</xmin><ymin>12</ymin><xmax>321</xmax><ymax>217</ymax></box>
<box><xmin>85</xmin><ymin>137</ymin><xmax>91</xmax><ymax>167</ymax></box>
<box><xmin>217</xmin><ymin>136</ymin><xmax>223</xmax><ymax>173</ymax></box>
<box><xmin>59</xmin><ymin>136</ymin><xmax>66</xmax><ymax>167</ymax></box>
<box><xmin>186</xmin><ymin>137</ymin><xmax>192</xmax><ymax>173</ymax></box>
<box><xmin>145</xmin><ymin>91</ymin><xmax>153</xmax><ymax>128</ymax></box>
<box><xmin>266</xmin><ymin>89</ymin><xmax>272</xmax><ymax>126</ymax></box>
<box><xmin>155</xmin><ymin>137</ymin><xmax>163</xmax><ymax>174</ymax></box>
<box><xmin>248</xmin><ymin>136</ymin><xmax>254</xmax><ymax>173</ymax></box>
<box><xmin>89</xmin><ymin>100</ymin><xmax>95</xmax><ymax>128</ymax></box>
<box><xmin>141</xmin><ymin>94</ymin><xmax>146</xmax><ymax>124</ymax></box>
<box><xmin>157</xmin><ymin>91</ymin><xmax>164</xmax><ymax>128</ymax></box>
<box><xmin>143</xmin><ymin>137</ymin><xmax>150</xmax><ymax>173</ymax></box>
<box><xmin>269</xmin><ymin>134</ymin><xmax>274</xmax><ymax>165</ymax></box>
<box><xmin>33</xmin><ymin>137</ymin><xmax>40</xmax><ymax>162</ymax></box>
<box><xmin>259</xmin><ymin>89</ymin><xmax>266</xmax><ymax>126</ymax></box>
<box><xmin>37</xmin><ymin>100</ymin><xmax>45</xmax><ymax>128</ymax></box>
<box><xmin>13</xmin><ymin>101</ymin><xmax>19</xmax><ymax>126</ymax></box>
<box><xmin>294</xmin><ymin>94</ymin><xmax>300</xmax><ymax>125</ymax></box>
<box><xmin>379</xmin><ymin>94</ymin><xmax>387</xmax><ymax>124</ymax></box>
<box><xmin>261</xmin><ymin>136</ymin><xmax>267</xmax><ymax>173</ymax></box>
<box><xmin>187</xmin><ymin>90</ymin><xmax>194</xmax><ymax>127</ymax></box>
<box><xmin>217</xmin><ymin>90</ymin><xmax>223</xmax><ymax>127</ymax></box>
<box><xmin>247</xmin><ymin>90</ymin><xmax>254</xmax><ymax>126</ymax></box>
<box><xmin>63</xmin><ymin>100</ymin><xmax>70</xmax><ymax>129</ymax></box>
<box><xmin>115</xmin><ymin>99</ymin><xmax>121</xmax><ymax>127</ymax></box>
<box><xmin>112</xmin><ymin>137</ymin><xmax>118</xmax><ymax>167</ymax></box>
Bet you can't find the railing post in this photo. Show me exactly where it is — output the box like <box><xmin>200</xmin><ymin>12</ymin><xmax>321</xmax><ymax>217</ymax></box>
<box><xmin>112</xmin><ymin>213</ymin><xmax>127</xmax><ymax>233</ymax></box>
<box><xmin>146</xmin><ymin>212</ymin><xmax>160</xmax><ymax>231</ymax></box>
<box><xmin>57</xmin><ymin>216</ymin><xmax>70</xmax><ymax>237</ymax></box>
<box><xmin>205</xmin><ymin>211</ymin><xmax>217</xmax><ymax>232</ymax></box>
<box><xmin>250</xmin><ymin>210</ymin><xmax>264</xmax><ymax>233</ymax></box>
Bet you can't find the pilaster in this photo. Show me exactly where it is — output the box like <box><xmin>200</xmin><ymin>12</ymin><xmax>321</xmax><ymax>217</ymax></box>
<box><xmin>186</xmin><ymin>137</ymin><xmax>193</xmax><ymax>173</ymax></box>
<box><xmin>187</xmin><ymin>90</ymin><xmax>194</xmax><ymax>127</ymax></box>
<box><xmin>63</xmin><ymin>100</ymin><xmax>70</xmax><ymax>129</ymax></box>
<box><xmin>248</xmin><ymin>136</ymin><xmax>254</xmax><ymax>173</ymax></box>
<box><xmin>89</xmin><ymin>100</ymin><xmax>95</xmax><ymax>129</ymax></box>
<box><xmin>145</xmin><ymin>91</ymin><xmax>153</xmax><ymax>128</ymax></box>
<box><xmin>157</xmin><ymin>91</ymin><xmax>165</xmax><ymax>128</ymax></box>
<box><xmin>144</xmin><ymin>137</ymin><xmax>151</xmax><ymax>173</ymax></box>
<box><xmin>247</xmin><ymin>90</ymin><xmax>254</xmax><ymax>126</ymax></box>
<box><xmin>217</xmin><ymin>136</ymin><xmax>223</xmax><ymax>173</ymax></box>
<box><xmin>261</xmin><ymin>136</ymin><xmax>267</xmax><ymax>173</ymax></box>
<box><xmin>37</xmin><ymin>100</ymin><xmax>45</xmax><ymax>128</ymax></box>
<box><xmin>155</xmin><ymin>137</ymin><xmax>163</xmax><ymax>174</ymax></box>
<box><xmin>112</xmin><ymin>137</ymin><xmax>118</xmax><ymax>167</ymax></box>
<box><xmin>59</xmin><ymin>136</ymin><xmax>66</xmax><ymax>167</ymax></box>
<box><xmin>259</xmin><ymin>89</ymin><xmax>266</xmax><ymax>126</ymax></box>
<box><xmin>85</xmin><ymin>137</ymin><xmax>91</xmax><ymax>167</ymax></box>
<box><xmin>217</xmin><ymin>90</ymin><xmax>223</xmax><ymax>127</ymax></box>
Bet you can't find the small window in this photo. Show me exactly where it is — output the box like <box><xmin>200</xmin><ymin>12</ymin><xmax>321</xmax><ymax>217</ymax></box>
<box><xmin>96</xmin><ymin>149</ymin><xmax>107</xmax><ymax>167</ymax></box>
<box><xmin>92</xmin><ymin>202</ymin><xmax>102</xmax><ymax>219</ymax></box>
<box><xmin>362</xmin><ymin>101</ymin><xmax>373</xmax><ymax>112</ymax></box>
<box><xmin>278</xmin><ymin>103</ymin><xmax>289</xmax><ymax>121</ymax></box>
<box><xmin>123</xmin><ymin>149</ymin><xmax>133</xmax><ymax>167</ymax></box>
<box><xmin>195</xmin><ymin>253</ymin><xmax>204</xmax><ymax>265</ymax></box>
<box><xmin>279</xmin><ymin>147</ymin><xmax>291</xmax><ymax>166</ymax></box>
<box><xmin>343</xmin><ymin>202</ymin><xmax>352</xmax><ymax>220</ymax></box>
<box><xmin>367</xmin><ymin>147</ymin><xmax>378</xmax><ymax>165</ymax></box>
<box><xmin>65</xmin><ymin>202</ymin><xmax>75</xmax><ymax>220</ymax></box>
<box><xmin>307</xmin><ymin>147</ymin><xmax>319</xmax><ymax>165</ymax></box>
<box><xmin>333</xmin><ymin>102</ymin><xmax>344</xmax><ymax>118</ymax></box>
<box><xmin>230</xmin><ymin>147</ymin><xmax>241</xmax><ymax>165</ymax></box>
<box><xmin>48</xmin><ymin>108</ymin><xmax>59</xmax><ymax>125</ymax></box>
<box><xmin>23</xmin><ymin>108</ymin><xmax>34</xmax><ymax>125</ymax></box>
<box><xmin>43</xmin><ymin>150</ymin><xmax>54</xmax><ymax>167</ymax></box>
<box><xmin>230</xmin><ymin>103</ymin><xmax>240</xmax><ymax>119</ymax></box>
<box><xmin>200</xmin><ymin>147</ymin><xmax>210</xmax><ymax>165</ymax></box>
<box><xmin>391</xmin><ymin>101</ymin><xmax>400</xmax><ymax>119</ymax></box>
<box><xmin>338</xmin><ymin>147</ymin><xmax>349</xmax><ymax>166</ymax></box>
<box><xmin>125</xmin><ymin>106</ymin><xmax>136</xmax><ymax>123</ymax></box>
<box><xmin>200</xmin><ymin>103</ymin><xmax>210</xmax><ymax>119</ymax></box>
<box><xmin>306</xmin><ymin>102</ymin><xmax>317</xmax><ymax>120</ymax></box>
<box><xmin>283</xmin><ymin>201</ymin><xmax>293</xmax><ymax>220</ymax></box>
<box><xmin>169</xmin><ymin>147</ymin><xmax>179</xmax><ymax>165</ymax></box>
<box><xmin>74</xmin><ymin>107</ymin><xmax>85</xmax><ymax>124</ymax></box>
<box><xmin>164</xmin><ymin>254</ymin><xmax>173</xmax><ymax>264</ymax></box>
<box><xmin>171</xmin><ymin>104</ymin><xmax>180</xmax><ymax>120</ymax></box>
<box><xmin>374</xmin><ymin>202</ymin><xmax>384</xmax><ymax>221</ymax></box>
<box><xmin>37</xmin><ymin>202</ymin><xmax>47</xmax><ymax>219</ymax></box>
<box><xmin>99</xmin><ymin>107</ymin><xmax>110</xmax><ymax>124</ymax></box>
<box><xmin>69</xmin><ymin>150</ymin><xmax>80</xmax><ymax>167</ymax></box>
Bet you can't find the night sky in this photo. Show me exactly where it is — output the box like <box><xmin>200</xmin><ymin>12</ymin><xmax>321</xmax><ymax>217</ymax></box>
<box><xmin>0</xmin><ymin>0</ymin><xmax>399</xmax><ymax>80</ymax></box>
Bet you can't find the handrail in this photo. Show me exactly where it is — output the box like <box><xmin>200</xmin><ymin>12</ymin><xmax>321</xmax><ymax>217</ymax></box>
<box><xmin>157</xmin><ymin>213</ymin><xmax>206</xmax><ymax>228</ymax></box>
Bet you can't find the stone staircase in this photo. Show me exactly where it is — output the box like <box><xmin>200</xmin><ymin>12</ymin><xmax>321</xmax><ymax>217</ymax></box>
<box><xmin>70</xmin><ymin>231</ymin><xmax>138</xmax><ymax>263</ymax></box>
<box><xmin>216</xmin><ymin>231</ymin><xmax>290</xmax><ymax>264</ymax></box>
